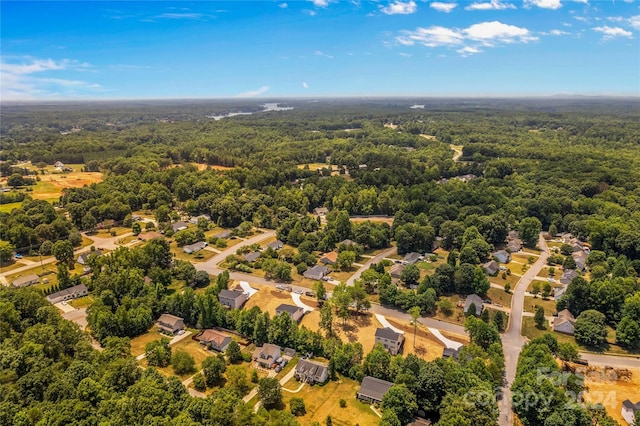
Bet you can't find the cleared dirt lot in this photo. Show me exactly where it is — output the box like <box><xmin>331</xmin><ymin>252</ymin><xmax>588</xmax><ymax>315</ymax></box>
<box><xmin>582</xmin><ymin>365</ymin><xmax>640</xmax><ymax>425</ymax></box>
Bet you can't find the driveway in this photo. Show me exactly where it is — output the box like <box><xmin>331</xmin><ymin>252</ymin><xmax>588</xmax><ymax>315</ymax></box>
<box><xmin>55</xmin><ymin>301</ymin><xmax>77</xmax><ymax>313</ymax></box>
<box><xmin>291</xmin><ymin>293</ymin><xmax>315</xmax><ymax>312</ymax></box>
<box><xmin>63</xmin><ymin>307</ymin><xmax>89</xmax><ymax>330</ymax></box>
<box><xmin>375</xmin><ymin>314</ymin><xmax>404</xmax><ymax>334</ymax></box>
<box><xmin>346</xmin><ymin>247</ymin><xmax>396</xmax><ymax>286</ymax></box>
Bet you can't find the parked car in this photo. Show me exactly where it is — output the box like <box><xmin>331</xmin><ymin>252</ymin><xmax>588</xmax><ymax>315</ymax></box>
<box><xmin>305</xmin><ymin>291</ymin><xmax>314</xmax><ymax>297</ymax></box>
<box><xmin>14</xmin><ymin>253</ymin><xmax>22</xmax><ymax>259</ymax></box>
<box><xmin>274</xmin><ymin>365</ymin><xmax>282</xmax><ymax>373</ymax></box>
<box><xmin>294</xmin><ymin>289</ymin><xmax>303</xmax><ymax>294</ymax></box>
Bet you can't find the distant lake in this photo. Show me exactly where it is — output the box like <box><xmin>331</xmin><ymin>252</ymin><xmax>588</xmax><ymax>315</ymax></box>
<box><xmin>207</xmin><ymin>103</ymin><xmax>294</xmax><ymax>120</ymax></box>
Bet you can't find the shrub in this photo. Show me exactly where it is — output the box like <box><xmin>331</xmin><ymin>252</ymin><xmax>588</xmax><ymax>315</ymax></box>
<box><xmin>339</xmin><ymin>399</ymin><xmax>346</xmax><ymax>408</ymax></box>
<box><xmin>290</xmin><ymin>397</ymin><xmax>306</xmax><ymax>416</ymax></box>
<box><xmin>193</xmin><ymin>373</ymin><xmax>206</xmax><ymax>391</ymax></box>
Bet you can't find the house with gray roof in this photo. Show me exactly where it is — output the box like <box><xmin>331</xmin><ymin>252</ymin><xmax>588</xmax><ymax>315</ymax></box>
<box><xmin>244</xmin><ymin>251</ymin><xmax>261</xmax><ymax>262</ymax></box>
<box><xmin>212</xmin><ymin>230</ymin><xmax>232</xmax><ymax>239</ymax></box>
<box><xmin>553</xmin><ymin>309</ymin><xmax>575</xmax><ymax>335</ymax></box>
<box><xmin>402</xmin><ymin>252</ymin><xmax>422</xmax><ymax>265</ymax></box>
<box><xmin>492</xmin><ymin>250</ymin><xmax>511</xmax><ymax>264</ymax></box>
<box><xmin>313</xmin><ymin>207</ymin><xmax>329</xmax><ymax>216</ymax></box>
<box><xmin>483</xmin><ymin>260</ymin><xmax>499</xmax><ymax>276</ymax></box>
<box><xmin>553</xmin><ymin>285</ymin><xmax>568</xmax><ymax>302</ymax></box>
<box><xmin>357</xmin><ymin>376</ymin><xmax>394</xmax><ymax>404</ymax></box>
<box><xmin>295</xmin><ymin>359</ymin><xmax>329</xmax><ymax>384</ymax></box>
<box><xmin>375</xmin><ymin>327</ymin><xmax>404</xmax><ymax>355</ymax></box>
<box><xmin>218</xmin><ymin>289</ymin><xmax>248</xmax><ymax>309</ymax></box>
<box><xmin>303</xmin><ymin>265</ymin><xmax>330</xmax><ymax>281</ymax></box>
<box><xmin>559</xmin><ymin>269</ymin><xmax>579</xmax><ymax>286</ymax></box>
<box><xmin>77</xmin><ymin>249</ymin><xmax>102</xmax><ymax>265</ymax></box>
<box><xmin>189</xmin><ymin>214</ymin><xmax>210</xmax><ymax>224</ymax></box>
<box><xmin>252</xmin><ymin>343</ymin><xmax>281</xmax><ymax>369</ymax></box>
<box><xmin>276</xmin><ymin>304</ymin><xmax>305</xmax><ymax>323</ymax></box>
<box><xmin>442</xmin><ymin>347</ymin><xmax>461</xmax><ymax>360</ymax></box>
<box><xmin>172</xmin><ymin>221</ymin><xmax>188</xmax><ymax>233</ymax></box>
<box><xmin>183</xmin><ymin>241</ymin><xmax>207</xmax><ymax>254</ymax></box>
<box><xmin>464</xmin><ymin>294</ymin><xmax>484</xmax><ymax>316</ymax></box>
<box><xmin>157</xmin><ymin>314</ymin><xmax>184</xmax><ymax>335</ymax></box>
<box><xmin>267</xmin><ymin>240</ymin><xmax>284</xmax><ymax>250</ymax></box>
<box><xmin>622</xmin><ymin>399</ymin><xmax>640</xmax><ymax>425</ymax></box>
<box><xmin>46</xmin><ymin>284</ymin><xmax>88</xmax><ymax>304</ymax></box>
<box><xmin>12</xmin><ymin>273</ymin><xmax>40</xmax><ymax>288</ymax></box>
<box><xmin>390</xmin><ymin>263</ymin><xmax>405</xmax><ymax>279</ymax></box>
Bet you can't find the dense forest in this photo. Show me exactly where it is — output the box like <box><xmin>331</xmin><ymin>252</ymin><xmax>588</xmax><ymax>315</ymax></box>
<box><xmin>1</xmin><ymin>98</ymin><xmax>639</xmax><ymax>425</ymax></box>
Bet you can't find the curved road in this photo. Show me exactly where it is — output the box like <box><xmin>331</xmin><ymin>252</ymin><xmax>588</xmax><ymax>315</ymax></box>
<box><xmin>499</xmin><ymin>234</ymin><xmax>549</xmax><ymax>426</ymax></box>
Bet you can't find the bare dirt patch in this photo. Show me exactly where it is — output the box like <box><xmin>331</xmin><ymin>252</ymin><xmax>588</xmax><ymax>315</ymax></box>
<box><xmin>581</xmin><ymin>366</ymin><xmax>640</xmax><ymax>425</ymax></box>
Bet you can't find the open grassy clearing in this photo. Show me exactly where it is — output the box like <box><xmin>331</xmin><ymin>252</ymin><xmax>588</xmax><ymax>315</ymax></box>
<box><xmin>582</xmin><ymin>366</ymin><xmax>640</xmax><ymax>425</ymax></box>
<box><xmin>0</xmin><ymin>202</ymin><xmax>23</xmax><ymax>213</ymax></box>
<box><xmin>486</xmin><ymin>287</ymin><xmax>512</xmax><ymax>306</ymax></box>
<box><xmin>6</xmin><ymin>261</ymin><xmax>85</xmax><ymax>290</ymax></box>
<box><xmin>527</xmin><ymin>279</ymin><xmax>560</xmax><ymax>294</ymax></box>
<box><xmin>192</xmin><ymin>163</ymin><xmax>234</xmax><ymax>171</ymax></box>
<box><xmin>489</xmin><ymin>272</ymin><xmax>520</xmax><ymax>289</ymax></box>
<box><xmin>431</xmin><ymin>294</ymin><xmax>466</xmax><ymax>326</ymax></box>
<box><xmin>281</xmin><ymin>374</ymin><xmax>382</xmax><ymax>426</ymax></box>
<box><xmin>130</xmin><ymin>328</ymin><xmax>167</xmax><ymax>357</ymax></box>
<box><xmin>523</xmin><ymin>296</ymin><xmax>557</xmax><ymax>315</ymax></box>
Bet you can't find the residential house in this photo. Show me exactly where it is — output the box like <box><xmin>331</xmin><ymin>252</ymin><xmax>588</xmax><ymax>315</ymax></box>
<box><xmin>12</xmin><ymin>273</ymin><xmax>40</xmax><ymax>288</ymax></box>
<box><xmin>507</xmin><ymin>239</ymin><xmax>523</xmax><ymax>253</ymax></box>
<box><xmin>559</xmin><ymin>269</ymin><xmax>579</xmax><ymax>286</ymax></box>
<box><xmin>252</xmin><ymin>343</ymin><xmax>281</xmax><ymax>368</ymax></box>
<box><xmin>553</xmin><ymin>309</ymin><xmax>576</xmax><ymax>335</ymax></box>
<box><xmin>54</xmin><ymin>161</ymin><xmax>64</xmax><ymax>170</ymax></box>
<box><xmin>442</xmin><ymin>347</ymin><xmax>460</xmax><ymax>360</ymax></box>
<box><xmin>46</xmin><ymin>284</ymin><xmax>88</xmax><ymax>304</ymax></box>
<box><xmin>483</xmin><ymin>260</ymin><xmax>499</xmax><ymax>276</ymax></box>
<box><xmin>492</xmin><ymin>250</ymin><xmax>511</xmax><ymax>264</ymax></box>
<box><xmin>276</xmin><ymin>304</ymin><xmax>305</xmax><ymax>323</ymax></box>
<box><xmin>294</xmin><ymin>359</ymin><xmax>329</xmax><ymax>384</ymax></box>
<box><xmin>267</xmin><ymin>240</ymin><xmax>284</xmax><ymax>250</ymax></box>
<box><xmin>304</xmin><ymin>265</ymin><xmax>330</xmax><ymax>281</ymax></box>
<box><xmin>339</xmin><ymin>239</ymin><xmax>356</xmax><ymax>247</ymax></box>
<box><xmin>244</xmin><ymin>251</ymin><xmax>261</xmax><ymax>262</ymax></box>
<box><xmin>463</xmin><ymin>294</ymin><xmax>484</xmax><ymax>315</ymax></box>
<box><xmin>212</xmin><ymin>230</ymin><xmax>232</xmax><ymax>239</ymax></box>
<box><xmin>320</xmin><ymin>251</ymin><xmax>338</xmax><ymax>265</ymax></box>
<box><xmin>573</xmin><ymin>252</ymin><xmax>588</xmax><ymax>272</ymax></box>
<box><xmin>172</xmin><ymin>221</ymin><xmax>188</xmax><ymax>233</ymax></box>
<box><xmin>402</xmin><ymin>252</ymin><xmax>422</xmax><ymax>265</ymax></box>
<box><xmin>218</xmin><ymin>289</ymin><xmax>248</xmax><ymax>310</ymax></box>
<box><xmin>157</xmin><ymin>314</ymin><xmax>185</xmax><ymax>335</ymax></box>
<box><xmin>553</xmin><ymin>285</ymin><xmax>568</xmax><ymax>302</ymax></box>
<box><xmin>357</xmin><ymin>376</ymin><xmax>394</xmax><ymax>404</ymax></box>
<box><xmin>375</xmin><ymin>327</ymin><xmax>405</xmax><ymax>355</ymax></box>
<box><xmin>183</xmin><ymin>241</ymin><xmax>207</xmax><ymax>254</ymax></box>
<box><xmin>138</xmin><ymin>231</ymin><xmax>163</xmax><ymax>241</ymax></box>
<box><xmin>313</xmin><ymin>207</ymin><xmax>329</xmax><ymax>216</ymax></box>
<box><xmin>622</xmin><ymin>400</ymin><xmax>640</xmax><ymax>425</ymax></box>
<box><xmin>508</xmin><ymin>230</ymin><xmax>519</xmax><ymax>240</ymax></box>
<box><xmin>189</xmin><ymin>214</ymin><xmax>211</xmax><ymax>224</ymax></box>
<box><xmin>390</xmin><ymin>263</ymin><xmax>405</xmax><ymax>279</ymax></box>
<box><xmin>198</xmin><ymin>329</ymin><xmax>232</xmax><ymax>352</ymax></box>
<box><xmin>77</xmin><ymin>249</ymin><xmax>103</xmax><ymax>265</ymax></box>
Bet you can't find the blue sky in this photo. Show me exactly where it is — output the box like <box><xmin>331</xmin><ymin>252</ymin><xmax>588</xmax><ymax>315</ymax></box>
<box><xmin>1</xmin><ymin>1</ymin><xmax>638</xmax><ymax>99</ymax></box>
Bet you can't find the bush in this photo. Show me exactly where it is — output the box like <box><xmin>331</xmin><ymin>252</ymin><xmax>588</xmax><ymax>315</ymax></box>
<box><xmin>193</xmin><ymin>373</ymin><xmax>206</xmax><ymax>391</ymax></box>
<box><xmin>504</xmin><ymin>283</ymin><xmax>511</xmax><ymax>293</ymax></box>
<box><xmin>235</xmin><ymin>263</ymin><xmax>252</xmax><ymax>273</ymax></box>
<box><xmin>251</xmin><ymin>370</ymin><xmax>259</xmax><ymax>383</ymax></box>
<box><xmin>242</xmin><ymin>352</ymin><xmax>252</xmax><ymax>362</ymax></box>
<box><xmin>290</xmin><ymin>397</ymin><xmax>306</xmax><ymax>416</ymax></box>
<box><xmin>172</xmin><ymin>350</ymin><xmax>196</xmax><ymax>375</ymax></box>
<box><xmin>339</xmin><ymin>399</ymin><xmax>346</xmax><ymax>408</ymax></box>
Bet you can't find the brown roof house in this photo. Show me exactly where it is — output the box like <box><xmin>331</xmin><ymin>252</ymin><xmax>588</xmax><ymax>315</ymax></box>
<box><xmin>295</xmin><ymin>359</ymin><xmax>329</xmax><ymax>384</ymax></box>
<box><xmin>12</xmin><ymin>273</ymin><xmax>40</xmax><ymax>288</ymax></box>
<box><xmin>253</xmin><ymin>343</ymin><xmax>281</xmax><ymax>368</ymax></box>
<box><xmin>320</xmin><ymin>251</ymin><xmax>338</xmax><ymax>265</ymax></box>
<box><xmin>46</xmin><ymin>284</ymin><xmax>88</xmax><ymax>304</ymax></box>
<box><xmin>218</xmin><ymin>289</ymin><xmax>248</xmax><ymax>310</ymax></box>
<box><xmin>198</xmin><ymin>329</ymin><xmax>232</xmax><ymax>352</ymax></box>
<box><xmin>553</xmin><ymin>309</ymin><xmax>575</xmax><ymax>335</ymax></box>
<box><xmin>357</xmin><ymin>376</ymin><xmax>394</xmax><ymax>404</ymax></box>
<box><xmin>157</xmin><ymin>313</ymin><xmax>185</xmax><ymax>335</ymax></box>
<box><xmin>276</xmin><ymin>304</ymin><xmax>305</xmax><ymax>323</ymax></box>
<box><xmin>375</xmin><ymin>327</ymin><xmax>405</xmax><ymax>355</ymax></box>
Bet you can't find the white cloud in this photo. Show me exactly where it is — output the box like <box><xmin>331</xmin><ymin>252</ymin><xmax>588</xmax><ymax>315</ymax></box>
<box><xmin>1</xmin><ymin>57</ymin><xmax>100</xmax><ymax>100</ymax></box>
<box><xmin>464</xmin><ymin>21</ymin><xmax>538</xmax><ymax>45</ymax></box>
<box><xmin>311</xmin><ymin>0</ymin><xmax>329</xmax><ymax>7</ymax></box>
<box><xmin>593</xmin><ymin>25</ymin><xmax>633</xmax><ymax>40</ymax></box>
<box><xmin>279</xmin><ymin>3</ymin><xmax>288</xmax><ymax>8</ymax></box>
<box><xmin>381</xmin><ymin>1</ymin><xmax>417</xmax><ymax>15</ymax></box>
<box><xmin>235</xmin><ymin>86</ymin><xmax>270</xmax><ymax>98</ymax></box>
<box><xmin>524</xmin><ymin>0</ymin><xmax>562</xmax><ymax>9</ymax></box>
<box><xmin>457</xmin><ymin>46</ymin><xmax>482</xmax><ymax>56</ymax></box>
<box><xmin>608</xmin><ymin>15</ymin><xmax>640</xmax><ymax>30</ymax></box>
<box><xmin>398</xmin><ymin>52</ymin><xmax>412</xmax><ymax>57</ymax></box>
<box><xmin>154</xmin><ymin>12</ymin><xmax>206</xmax><ymax>19</ymax></box>
<box><xmin>314</xmin><ymin>50</ymin><xmax>334</xmax><ymax>58</ymax></box>
<box><xmin>397</xmin><ymin>26</ymin><xmax>465</xmax><ymax>46</ymax></box>
<box><xmin>304</xmin><ymin>9</ymin><xmax>317</xmax><ymax>16</ymax></box>
<box><xmin>572</xmin><ymin>0</ymin><xmax>588</xmax><ymax>3</ymax></box>
<box><xmin>396</xmin><ymin>21</ymin><xmax>536</xmax><ymax>56</ymax></box>
<box><xmin>302</xmin><ymin>81</ymin><xmax>309</xmax><ymax>88</ymax></box>
<box><xmin>548</xmin><ymin>29</ymin><xmax>570</xmax><ymax>35</ymax></box>
<box><xmin>465</xmin><ymin>0</ymin><xmax>516</xmax><ymax>11</ymax></box>
<box><xmin>430</xmin><ymin>2</ymin><xmax>457</xmax><ymax>13</ymax></box>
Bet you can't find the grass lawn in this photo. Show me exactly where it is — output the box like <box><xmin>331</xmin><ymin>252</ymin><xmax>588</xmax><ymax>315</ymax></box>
<box><xmin>130</xmin><ymin>328</ymin><xmax>167</xmax><ymax>357</ymax></box>
<box><xmin>70</xmin><ymin>295</ymin><xmax>94</xmax><ymax>309</ymax></box>
<box><xmin>0</xmin><ymin>202</ymin><xmax>23</xmax><ymax>213</ymax></box>
<box><xmin>416</xmin><ymin>261</ymin><xmax>435</xmax><ymax>271</ymax></box>
<box><xmin>171</xmin><ymin>244</ymin><xmax>216</xmax><ymax>263</ymax></box>
<box><xmin>93</xmin><ymin>227</ymin><xmax>131</xmax><ymax>237</ymax></box>
<box><xmin>489</xmin><ymin>272</ymin><xmax>520</xmax><ymax>289</ymax></box>
<box><xmin>527</xmin><ymin>279</ymin><xmax>559</xmax><ymax>294</ymax></box>
<box><xmin>282</xmin><ymin>375</ymin><xmax>381</xmax><ymax>426</ymax></box>
<box><xmin>523</xmin><ymin>296</ymin><xmax>557</xmax><ymax>315</ymax></box>
<box><xmin>486</xmin><ymin>287</ymin><xmax>512</xmax><ymax>307</ymax></box>
<box><xmin>152</xmin><ymin>339</ymin><xmax>215</xmax><ymax>380</ymax></box>
<box><xmin>0</xmin><ymin>260</ymin><xmax>27</xmax><ymax>273</ymax></box>
<box><xmin>540</xmin><ymin>266</ymin><xmax>562</xmax><ymax>280</ymax></box>
<box><xmin>431</xmin><ymin>294</ymin><xmax>467</xmax><ymax>326</ymax></box>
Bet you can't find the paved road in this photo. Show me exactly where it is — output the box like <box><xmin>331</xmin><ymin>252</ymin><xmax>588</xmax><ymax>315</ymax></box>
<box><xmin>346</xmin><ymin>247</ymin><xmax>397</xmax><ymax>286</ymax></box>
<box><xmin>195</xmin><ymin>230</ymin><xmax>276</xmax><ymax>276</ymax></box>
<box><xmin>580</xmin><ymin>353</ymin><xmax>640</xmax><ymax>368</ymax></box>
<box><xmin>499</xmin><ymin>234</ymin><xmax>549</xmax><ymax>426</ymax></box>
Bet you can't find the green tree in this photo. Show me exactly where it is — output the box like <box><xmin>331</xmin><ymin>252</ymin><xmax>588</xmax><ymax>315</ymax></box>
<box><xmin>332</xmin><ymin>282</ymin><xmax>353</xmax><ymax>326</ymax></box>
<box><xmin>519</xmin><ymin>217</ymin><xmax>542</xmax><ymax>247</ymax></box>
<box><xmin>408</xmin><ymin>306</ymin><xmax>421</xmax><ymax>348</ymax></box>
<box><xmin>131</xmin><ymin>222</ymin><xmax>141</xmax><ymax>235</ymax></box>
<box><xmin>290</xmin><ymin>397</ymin><xmax>306</xmax><ymax>416</ymax></box>
<box><xmin>226</xmin><ymin>365</ymin><xmax>250</xmax><ymax>396</ymax></box>
<box><xmin>172</xmin><ymin>350</ymin><xmax>196</xmax><ymax>375</ymax></box>
<box><xmin>0</xmin><ymin>240</ymin><xmax>15</xmax><ymax>262</ymax></box>
<box><xmin>556</xmin><ymin>342</ymin><xmax>579</xmax><ymax>362</ymax></box>
<box><xmin>616</xmin><ymin>316</ymin><xmax>640</xmax><ymax>349</ymax></box>
<box><xmin>320</xmin><ymin>302</ymin><xmax>333</xmax><ymax>337</ymax></box>
<box><xmin>464</xmin><ymin>316</ymin><xmax>500</xmax><ymax>350</ymax></box>
<box><xmin>7</xmin><ymin>173</ymin><xmax>24</xmax><ymax>188</ymax></box>
<box><xmin>534</xmin><ymin>306</ymin><xmax>546</xmax><ymax>329</ymax></box>
<box><xmin>258</xmin><ymin>377</ymin><xmax>282</xmax><ymax>408</ymax></box>
<box><xmin>400</xmin><ymin>264</ymin><xmax>420</xmax><ymax>287</ymax></box>
<box><xmin>193</xmin><ymin>270</ymin><xmax>210</xmax><ymax>288</ymax></box>
<box><xmin>53</xmin><ymin>239</ymin><xmax>74</xmax><ymax>266</ymax></box>
<box><xmin>226</xmin><ymin>340</ymin><xmax>243</xmax><ymax>363</ymax></box>
<box><xmin>313</xmin><ymin>280</ymin><xmax>327</xmax><ymax>302</ymax></box>
<box><xmin>337</xmin><ymin>250</ymin><xmax>356</xmax><ymax>270</ymax></box>
<box><xmin>493</xmin><ymin>310</ymin><xmax>506</xmax><ymax>332</ymax></box>
<box><xmin>82</xmin><ymin>213</ymin><xmax>97</xmax><ymax>232</ymax></box>
<box><xmin>363</xmin><ymin>343</ymin><xmax>392</xmax><ymax>381</ymax></box>
<box><xmin>381</xmin><ymin>384</ymin><xmax>418</xmax><ymax>425</ymax></box>
<box><xmin>145</xmin><ymin>338</ymin><xmax>171</xmax><ymax>367</ymax></box>
<box><xmin>193</xmin><ymin>372</ymin><xmax>206</xmax><ymax>391</ymax></box>
<box><xmin>202</xmin><ymin>354</ymin><xmax>226</xmax><ymax>386</ymax></box>
<box><xmin>574</xmin><ymin>309</ymin><xmax>608</xmax><ymax>347</ymax></box>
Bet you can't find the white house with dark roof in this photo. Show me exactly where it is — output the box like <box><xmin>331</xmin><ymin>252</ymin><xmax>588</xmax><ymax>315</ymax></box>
<box><xmin>218</xmin><ymin>289</ymin><xmax>248</xmax><ymax>309</ymax></box>
<box><xmin>375</xmin><ymin>327</ymin><xmax>405</xmax><ymax>355</ymax></box>
<box><xmin>464</xmin><ymin>294</ymin><xmax>484</xmax><ymax>316</ymax></box>
<box><xmin>12</xmin><ymin>273</ymin><xmax>40</xmax><ymax>288</ymax></box>
<box><xmin>295</xmin><ymin>359</ymin><xmax>329</xmax><ymax>384</ymax></box>
<box><xmin>357</xmin><ymin>376</ymin><xmax>394</xmax><ymax>404</ymax></box>
<box><xmin>622</xmin><ymin>399</ymin><xmax>640</xmax><ymax>424</ymax></box>
<box><xmin>276</xmin><ymin>304</ymin><xmax>305</xmax><ymax>323</ymax></box>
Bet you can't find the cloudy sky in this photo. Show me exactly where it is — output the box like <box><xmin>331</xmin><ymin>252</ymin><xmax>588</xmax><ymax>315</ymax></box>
<box><xmin>1</xmin><ymin>1</ymin><xmax>638</xmax><ymax>99</ymax></box>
